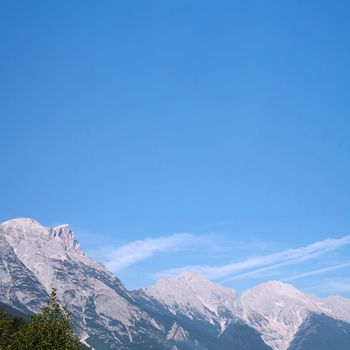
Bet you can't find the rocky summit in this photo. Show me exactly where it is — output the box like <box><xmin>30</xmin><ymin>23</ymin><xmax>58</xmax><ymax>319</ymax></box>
<box><xmin>1</xmin><ymin>218</ymin><xmax>350</xmax><ymax>350</ymax></box>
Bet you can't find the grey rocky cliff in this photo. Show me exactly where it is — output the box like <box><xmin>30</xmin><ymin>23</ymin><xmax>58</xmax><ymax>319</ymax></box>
<box><xmin>1</xmin><ymin>218</ymin><xmax>350</xmax><ymax>350</ymax></box>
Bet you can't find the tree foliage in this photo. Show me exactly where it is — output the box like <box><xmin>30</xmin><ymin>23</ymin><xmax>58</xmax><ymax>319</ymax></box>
<box><xmin>0</xmin><ymin>289</ymin><xmax>82</xmax><ymax>350</ymax></box>
<box><xmin>0</xmin><ymin>311</ymin><xmax>26</xmax><ymax>349</ymax></box>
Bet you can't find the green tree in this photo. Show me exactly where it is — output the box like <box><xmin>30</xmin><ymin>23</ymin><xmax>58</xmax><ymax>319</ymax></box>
<box><xmin>0</xmin><ymin>310</ymin><xmax>26</xmax><ymax>349</ymax></box>
<box><xmin>10</xmin><ymin>289</ymin><xmax>81</xmax><ymax>350</ymax></box>
<box><xmin>0</xmin><ymin>311</ymin><xmax>24</xmax><ymax>350</ymax></box>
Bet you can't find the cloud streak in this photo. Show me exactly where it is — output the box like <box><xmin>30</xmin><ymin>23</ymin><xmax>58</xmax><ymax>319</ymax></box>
<box><xmin>281</xmin><ymin>262</ymin><xmax>350</xmax><ymax>282</ymax></box>
<box><xmin>104</xmin><ymin>233</ymin><xmax>194</xmax><ymax>272</ymax></box>
<box><xmin>321</xmin><ymin>278</ymin><xmax>350</xmax><ymax>294</ymax></box>
<box><xmin>155</xmin><ymin>235</ymin><xmax>350</xmax><ymax>281</ymax></box>
<box><xmin>304</xmin><ymin>278</ymin><xmax>350</xmax><ymax>295</ymax></box>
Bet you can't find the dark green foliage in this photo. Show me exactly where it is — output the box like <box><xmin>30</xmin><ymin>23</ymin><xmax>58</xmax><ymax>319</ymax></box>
<box><xmin>0</xmin><ymin>289</ymin><xmax>82</xmax><ymax>350</ymax></box>
<box><xmin>0</xmin><ymin>311</ymin><xmax>26</xmax><ymax>349</ymax></box>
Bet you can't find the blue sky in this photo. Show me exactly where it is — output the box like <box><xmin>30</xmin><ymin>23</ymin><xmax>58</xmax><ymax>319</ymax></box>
<box><xmin>1</xmin><ymin>1</ymin><xmax>350</xmax><ymax>296</ymax></box>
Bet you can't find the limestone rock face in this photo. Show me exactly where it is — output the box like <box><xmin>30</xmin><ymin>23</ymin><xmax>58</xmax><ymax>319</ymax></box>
<box><xmin>1</xmin><ymin>218</ymin><xmax>350</xmax><ymax>350</ymax></box>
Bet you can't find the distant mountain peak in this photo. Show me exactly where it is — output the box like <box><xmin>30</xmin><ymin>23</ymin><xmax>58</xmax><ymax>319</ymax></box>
<box><xmin>177</xmin><ymin>271</ymin><xmax>210</xmax><ymax>281</ymax></box>
<box><xmin>139</xmin><ymin>271</ymin><xmax>237</xmax><ymax>324</ymax></box>
<box><xmin>0</xmin><ymin>218</ymin><xmax>162</xmax><ymax>349</ymax></box>
<box><xmin>2</xmin><ymin>217</ymin><xmax>46</xmax><ymax>230</ymax></box>
<box><xmin>50</xmin><ymin>224</ymin><xmax>82</xmax><ymax>255</ymax></box>
<box><xmin>52</xmin><ymin>223</ymin><xmax>71</xmax><ymax>231</ymax></box>
<box><xmin>246</xmin><ymin>280</ymin><xmax>303</xmax><ymax>296</ymax></box>
<box><xmin>150</xmin><ymin>271</ymin><xmax>236</xmax><ymax>296</ymax></box>
<box><xmin>1</xmin><ymin>217</ymin><xmax>82</xmax><ymax>257</ymax></box>
<box><xmin>2</xmin><ymin>217</ymin><xmax>350</xmax><ymax>350</ymax></box>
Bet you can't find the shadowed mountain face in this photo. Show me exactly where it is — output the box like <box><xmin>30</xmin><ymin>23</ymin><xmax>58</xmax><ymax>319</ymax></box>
<box><xmin>0</xmin><ymin>303</ymin><xmax>28</xmax><ymax>320</ymax></box>
<box><xmin>288</xmin><ymin>313</ymin><xmax>350</xmax><ymax>350</ymax></box>
<box><xmin>1</xmin><ymin>218</ymin><xmax>350</xmax><ymax>350</ymax></box>
<box><xmin>133</xmin><ymin>303</ymin><xmax>272</xmax><ymax>350</ymax></box>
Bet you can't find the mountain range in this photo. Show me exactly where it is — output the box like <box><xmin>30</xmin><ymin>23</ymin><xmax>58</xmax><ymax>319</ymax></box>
<box><xmin>1</xmin><ymin>218</ymin><xmax>350</xmax><ymax>350</ymax></box>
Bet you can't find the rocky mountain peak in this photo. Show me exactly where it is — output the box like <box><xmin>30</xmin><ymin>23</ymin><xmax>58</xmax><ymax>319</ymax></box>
<box><xmin>176</xmin><ymin>271</ymin><xmax>211</xmax><ymax>282</ymax></box>
<box><xmin>1</xmin><ymin>218</ymin><xmax>83</xmax><ymax>256</ymax></box>
<box><xmin>50</xmin><ymin>223</ymin><xmax>82</xmax><ymax>255</ymax></box>
<box><xmin>2</xmin><ymin>217</ymin><xmax>47</xmax><ymax>234</ymax></box>
<box><xmin>2</xmin><ymin>217</ymin><xmax>350</xmax><ymax>350</ymax></box>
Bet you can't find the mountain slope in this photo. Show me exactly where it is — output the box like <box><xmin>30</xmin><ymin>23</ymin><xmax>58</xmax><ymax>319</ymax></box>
<box><xmin>238</xmin><ymin>281</ymin><xmax>350</xmax><ymax>350</ymax></box>
<box><xmin>0</xmin><ymin>218</ymin><xmax>168</xmax><ymax>349</ymax></box>
<box><xmin>288</xmin><ymin>313</ymin><xmax>350</xmax><ymax>350</ymax></box>
<box><xmin>135</xmin><ymin>271</ymin><xmax>350</xmax><ymax>350</ymax></box>
<box><xmin>238</xmin><ymin>281</ymin><xmax>318</xmax><ymax>350</ymax></box>
<box><xmin>136</xmin><ymin>272</ymin><xmax>238</xmax><ymax>324</ymax></box>
<box><xmin>1</xmin><ymin>218</ymin><xmax>350</xmax><ymax>350</ymax></box>
<box><xmin>0</xmin><ymin>223</ymin><xmax>49</xmax><ymax>314</ymax></box>
<box><xmin>133</xmin><ymin>272</ymin><xmax>270</xmax><ymax>349</ymax></box>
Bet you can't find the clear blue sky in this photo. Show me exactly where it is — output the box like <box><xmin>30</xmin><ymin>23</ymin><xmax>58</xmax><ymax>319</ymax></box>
<box><xmin>1</xmin><ymin>1</ymin><xmax>350</xmax><ymax>295</ymax></box>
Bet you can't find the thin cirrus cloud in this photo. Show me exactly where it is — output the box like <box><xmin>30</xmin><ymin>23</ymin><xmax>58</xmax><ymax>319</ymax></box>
<box><xmin>281</xmin><ymin>262</ymin><xmax>350</xmax><ymax>282</ymax></box>
<box><xmin>154</xmin><ymin>235</ymin><xmax>350</xmax><ymax>282</ymax></box>
<box><xmin>321</xmin><ymin>278</ymin><xmax>350</xmax><ymax>294</ymax></box>
<box><xmin>304</xmin><ymin>278</ymin><xmax>350</xmax><ymax>295</ymax></box>
<box><xmin>104</xmin><ymin>233</ymin><xmax>195</xmax><ymax>273</ymax></box>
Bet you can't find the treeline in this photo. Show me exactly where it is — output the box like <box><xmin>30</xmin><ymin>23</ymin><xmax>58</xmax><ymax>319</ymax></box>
<box><xmin>0</xmin><ymin>289</ymin><xmax>88</xmax><ymax>350</ymax></box>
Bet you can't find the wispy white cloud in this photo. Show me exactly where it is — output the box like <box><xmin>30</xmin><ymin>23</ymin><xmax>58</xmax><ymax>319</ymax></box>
<box><xmin>304</xmin><ymin>278</ymin><xmax>350</xmax><ymax>295</ymax></box>
<box><xmin>155</xmin><ymin>235</ymin><xmax>350</xmax><ymax>281</ymax></box>
<box><xmin>104</xmin><ymin>233</ymin><xmax>195</xmax><ymax>273</ymax></box>
<box><xmin>321</xmin><ymin>278</ymin><xmax>350</xmax><ymax>294</ymax></box>
<box><xmin>281</xmin><ymin>262</ymin><xmax>350</xmax><ymax>282</ymax></box>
